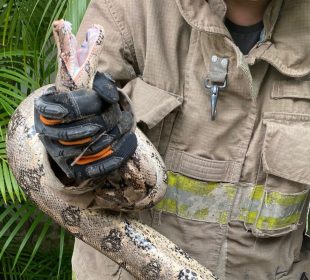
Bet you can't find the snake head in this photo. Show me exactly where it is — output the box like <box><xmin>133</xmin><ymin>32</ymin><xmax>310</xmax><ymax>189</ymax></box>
<box><xmin>52</xmin><ymin>19</ymin><xmax>105</xmax><ymax>92</ymax></box>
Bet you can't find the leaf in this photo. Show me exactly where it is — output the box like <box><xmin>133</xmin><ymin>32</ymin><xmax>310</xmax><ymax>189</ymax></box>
<box><xmin>19</xmin><ymin>186</ymin><xmax>27</xmax><ymax>201</ymax></box>
<box><xmin>0</xmin><ymin>204</ymin><xmax>26</xmax><ymax>238</ymax></box>
<box><xmin>66</xmin><ymin>0</ymin><xmax>91</xmax><ymax>34</ymax></box>
<box><xmin>0</xmin><ymin>50</ymin><xmax>35</xmax><ymax>58</ymax></box>
<box><xmin>0</xmin><ymin>81</ymin><xmax>26</xmax><ymax>100</ymax></box>
<box><xmin>9</xmin><ymin>167</ymin><xmax>22</xmax><ymax>203</ymax></box>
<box><xmin>0</xmin><ymin>205</ymin><xmax>36</xmax><ymax>259</ymax></box>
<box><xmin>0</xmin><ymin>159</ymin><xmax>7</xmax><ymax>203</ymax></box>
<box><xmin>12</xmin><ymin>211</ymin><xmax>45</xmax><ymax>269</ymax></box>
<box><xmin>57</xmin><ymin>227</ymin><xmax>65</xmax><ymax>279</ymax></box>
<box><xmin>2</xmin><ymin>160</ymin><xmax>14</xmax><ymax>203</ymax></box>
<box><xmin>39</xmin><ymin>0</ymin><xmax>68</xmax><ymax>57</ymax></box>
<box><xmin>2</xmin><ymin>0</ymin><xmax>14</xmax><ymax>47</ymax></box>
<box><xmin>0</xmin><ymin>68</ymin><xmax>39</xmax><ymax>90</ymax></box>
<box><xmin>0</xmin><ymin>204</ymin><xmax>14</xmax><ymax>222</ymax></box>
<box><xmin>307</xmin><ymin>215</ymin><xmax>310</xmax><ymax>237</ymax></box>
<box><xmin>0</xmin><ymin>99</ymin><xmax>15</xmax><ymax>115</ymax></box>
<box><xmin>21</xmin><ymin>218</ymin><xmax>52</xmax><ymax>274</ymax></box>
<box><xmin>0</xmin><ymin>0</ymin><xmax>91</xmax><ymax>278</ymax></box>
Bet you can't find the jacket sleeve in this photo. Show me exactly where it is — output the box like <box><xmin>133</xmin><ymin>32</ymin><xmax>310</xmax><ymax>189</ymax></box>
<box><xmin>77</xmin><ymin>0</ymin><xmax>182</xmax><ymax>133</ymax></box>
<box><xmin>76</xmin><ymin>0</ymin><xmax>139</xmax><ymax>86</ymax></box>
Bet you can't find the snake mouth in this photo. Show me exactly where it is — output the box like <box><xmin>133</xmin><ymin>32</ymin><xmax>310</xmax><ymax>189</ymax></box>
<box><xmin>52</xmin><ymin>19</ymin><xmax>105</xmax><ymax>85</ymax></box>
<box><xmin>77</xmin><ymin>26</ymin><xmax>101</xmax><ymax>67</ymax></box>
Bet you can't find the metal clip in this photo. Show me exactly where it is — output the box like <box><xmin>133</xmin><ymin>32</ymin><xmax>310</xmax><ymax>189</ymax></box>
<box><xmin>205</xmin><ymin>79</ymin><xmax>226</xmax><ymax>120</ymax></box>
<box><xmin>300</xmin><ymin>272</ymin><xmax>309</xmax><ymax>280</ymax></box>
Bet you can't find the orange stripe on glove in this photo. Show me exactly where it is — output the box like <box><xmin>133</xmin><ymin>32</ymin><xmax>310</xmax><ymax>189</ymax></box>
<box><xmin>74</xmin><ymin>146</ymin><xmax>113</xmax><ymax>165</ymax></box>
<box><xmin>58</xmin><ymin>138</ymin><xmax>92</xmax><ymax>146</ymax></box>
<box><xmin>40</xmin><ymin>115</ymin><xmax>63</xmax><ymax>126</ymax></box>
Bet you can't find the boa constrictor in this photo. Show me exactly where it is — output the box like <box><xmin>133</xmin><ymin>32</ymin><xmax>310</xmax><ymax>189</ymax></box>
<box><xmin>6</xmin><ymin>20</ymin><xmax>218</xmax><ymax>280</ymax></box>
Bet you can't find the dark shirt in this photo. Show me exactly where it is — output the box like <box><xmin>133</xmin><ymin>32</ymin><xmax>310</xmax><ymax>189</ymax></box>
<box><xmin>225</xmin><ymin>18</ymin><xmax>264</xmax><ymax>55</ymax></box>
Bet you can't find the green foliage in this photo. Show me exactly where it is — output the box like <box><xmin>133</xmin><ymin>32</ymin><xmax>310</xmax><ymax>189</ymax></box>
<box><xmin>1</xmin><ymin>0</ymin><xmax>308</xmax><ymax>278</ymax></box>
<box><xmin>0</xmin><ymin>201</ymin><xmax>73</xmax><ymax>279</ymax></box>
<box><xmin>0</xmin><ymin>230</ymin><xmax>73</xmax><ymax>280</ymax></box>
<box><xmin>0</xmin><ymin>0</ymin><xmax>91</xmax><ymax>278</ymax></box>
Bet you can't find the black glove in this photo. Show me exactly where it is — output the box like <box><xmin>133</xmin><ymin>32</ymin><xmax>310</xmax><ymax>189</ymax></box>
<box><xmin>34</xmin><ymin>72</ymin><xmax>137</xmax><ymax>181</ymax></box>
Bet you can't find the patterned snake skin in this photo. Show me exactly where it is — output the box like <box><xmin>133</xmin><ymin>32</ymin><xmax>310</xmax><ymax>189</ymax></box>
<box><xmin>6</xmin><ymin>20</ymin><xmax>218</xmax><ymax>280</ymax></box>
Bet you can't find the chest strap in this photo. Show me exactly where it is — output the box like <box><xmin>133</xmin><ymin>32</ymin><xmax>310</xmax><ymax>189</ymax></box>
<box><xmin>165</xmin><ymin>148</ymin><xmax>243</xmax><ymax>183</ymax></box>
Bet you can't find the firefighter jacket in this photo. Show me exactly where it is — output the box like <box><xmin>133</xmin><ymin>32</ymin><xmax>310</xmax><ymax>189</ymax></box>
<box><xmin>72</xmin><ymin>0</ymin><xmax>310</xmax><ymax>279</ymax></box>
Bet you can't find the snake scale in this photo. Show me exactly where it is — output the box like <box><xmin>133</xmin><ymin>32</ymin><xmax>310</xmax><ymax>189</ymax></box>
<box><xmin>6</xmin><ymin>20</ymin><xmax>218</xmax><ymax>280</ymax></box>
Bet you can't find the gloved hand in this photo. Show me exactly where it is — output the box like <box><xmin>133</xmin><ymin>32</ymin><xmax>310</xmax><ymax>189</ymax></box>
<box><xmin>34</xmin><ymin>72</ymin><xmax>137</xmax><ymax>181</ymax></box>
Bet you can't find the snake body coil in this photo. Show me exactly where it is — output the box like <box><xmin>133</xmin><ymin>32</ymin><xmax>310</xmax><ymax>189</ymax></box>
<box><xmin>6</xmin><ymin>20</ymin><xmax>218</xmax><ymax>280</ymax></box>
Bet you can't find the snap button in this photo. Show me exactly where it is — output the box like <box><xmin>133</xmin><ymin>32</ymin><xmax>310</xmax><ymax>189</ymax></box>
<box><xmin>211</xmin><ymin>55</ymin><xmax>218</xmax><ymax>63</ymax></box>
<box><xmin>221</xmin><ymin>58</ymin><xmax>228</xmax><ymax>67</ymax></box>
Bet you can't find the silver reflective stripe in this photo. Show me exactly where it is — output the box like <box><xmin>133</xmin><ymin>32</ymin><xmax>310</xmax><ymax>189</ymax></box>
<box><xmin>155</xmin><ymin>172</ymin><xmax>310</xmax><ymax>231</ymax></box>
<box><xmin>157</xmin><ymin>182</ymin><xmax>236</xmax><ymax>223</ymax></box>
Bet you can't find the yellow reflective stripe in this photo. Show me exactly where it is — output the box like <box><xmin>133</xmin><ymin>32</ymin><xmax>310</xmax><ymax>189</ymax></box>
<box><xmin>251</xmin><ymin>185</ymin><xmax>264</xmax><ymax>201</ymax></box>
<box><xmin>265</xmin><ymin>191</ymin><xmax>308</xmax><ymax>206</ymax></box>
<box><xmin>156</xmin><ymin>196</ymin><xmax>231</xmax><ymax>224</ymax></box>
<box><xmin>241</xmin><ymin>187</ymin><xmax>309</xmax><ymax>231</ymax></box>
<box><xmin>255</xmin><ymin>213</ymin><xmax>301</xmax><ymax>230</ymax></box>
<box><xmin>167</xmin><ymin>171</ymin><xmax>233</xmax><ymax>196</ymax></box>
<box><xmin>244</xmin><ymin>211</ymin><xmax>259</xmax><ymax>225</ymax></box>
<box><xmin>155</xmin><ymin>172</ymin><xmax>309</xmax><ymax>231</ymax></box>
<box><xmin>193</xmin><ymin>207</ymin><xmax>209</xmax><ymax>220</ymax></box>
<box><xmin>156</xmin><ymin>172</ymin><xmax>237</xmax><ymax>223</ymax></box>
<box><xmin>219</xmin><ymin>212</ymin><xmax>229</xmax><ymax>224</ymax></box>
<box><xmin>156</xmin><ymin>198</ymin><xmax>190</xmax><ymax>217</ymax></box>
<box><xmin>239</xmin><ymin>206</ymin><xmax>302</xmax><ymax>230</ymax></box>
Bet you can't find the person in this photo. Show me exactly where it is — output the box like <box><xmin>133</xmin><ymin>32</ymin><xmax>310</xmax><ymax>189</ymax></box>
<box><xmin>35</xmin><ymin>0</ymin><xmax>310</xmax><ymax>279</ymax></box>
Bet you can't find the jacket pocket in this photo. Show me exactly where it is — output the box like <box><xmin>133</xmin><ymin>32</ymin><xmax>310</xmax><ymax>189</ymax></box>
<box><xmin>129</xmin><ymin>77</ymin><xmax>183</xmax><ymax>129</ymax></box>
<box><xmin>244</xmin><ymin>114</ymin><xmax>310</xmax><ymax>237</ymax></box>
<box><xmin>271</xmin><ymin>80</ymin><xmax>310</xmax><ymax>100</ymax></box>
<box><xmin>125</xmin><ymin>77</ymin><xmax>183</xmax><ymax>152</ymax></box>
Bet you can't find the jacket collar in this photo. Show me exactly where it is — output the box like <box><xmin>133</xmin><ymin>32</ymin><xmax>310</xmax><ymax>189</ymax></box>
<box><xmin>174</xmin><ymin>0</ymin><xmax>281</xmax><ymax>36</ymax></box>
<box><xmin>175</xmin><ymin>0</ymin><xmax>310</xmax><ymax>77</ymax></box>
<box><xmin>174</xmin><ymin>0</ymin><xmax>230</xmax><ymax>37</ymax></box>
<box><xmin>259</xmin><ymin>0</ymin><xmax>310</xmax><ymax>77</ymax></box>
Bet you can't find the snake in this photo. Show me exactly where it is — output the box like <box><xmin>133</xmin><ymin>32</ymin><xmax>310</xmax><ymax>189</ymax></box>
<box><xmin>6</xmin><ymin>20</ymin><xmax>218</xmax><ymax>280</ymax></box>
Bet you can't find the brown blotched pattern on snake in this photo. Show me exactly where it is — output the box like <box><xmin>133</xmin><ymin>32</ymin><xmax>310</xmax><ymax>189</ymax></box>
<box><xmin>6</xmin><ymin>19</ymin><xmax>219</xmax><ymax>280</ymax></box>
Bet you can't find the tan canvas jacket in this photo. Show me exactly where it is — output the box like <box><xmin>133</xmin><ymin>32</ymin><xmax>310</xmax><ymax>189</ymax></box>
<box><xmin>72</xmin><ymin>0</ymin><xmax>310</xmax><ymax>279</ymax></box>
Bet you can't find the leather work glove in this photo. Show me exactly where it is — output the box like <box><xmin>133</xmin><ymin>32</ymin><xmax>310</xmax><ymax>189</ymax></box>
<box><xmin>34</xmin><ymin>72</ymin><xmax>137</xmax><ymax>181</ymax></box>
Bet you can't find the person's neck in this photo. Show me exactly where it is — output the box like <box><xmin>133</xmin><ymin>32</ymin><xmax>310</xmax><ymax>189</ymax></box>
<box><xmin>225</xmin><ymin>0</ymin><xmax>271</xmax><ymax>26</ymax></box>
